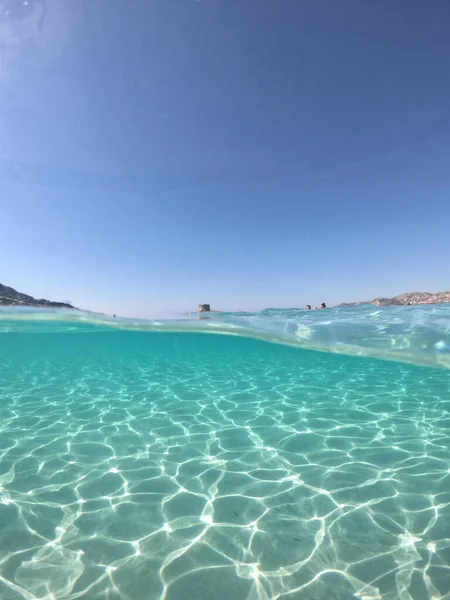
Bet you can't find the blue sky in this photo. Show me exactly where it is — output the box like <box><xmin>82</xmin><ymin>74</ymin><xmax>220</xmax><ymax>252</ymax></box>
<box><xmin>1</xmin><ymin>0</ymin><xmax>450</xmax><ymax>317</ymax></box>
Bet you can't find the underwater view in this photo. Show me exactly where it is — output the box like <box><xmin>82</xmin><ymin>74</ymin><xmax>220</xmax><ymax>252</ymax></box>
<box><xmin>1</xmin><ymin>306</ymin><xmax>450</xmax><ymax>600</ymax></box>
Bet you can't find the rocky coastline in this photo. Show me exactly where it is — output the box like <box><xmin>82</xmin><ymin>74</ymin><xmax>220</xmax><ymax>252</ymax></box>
<box><xmin>0</xmin><ymin>283</ymin><xmax>75</xmax><ymax>309</ymax></box>
<box><xmin>338</xmin><ymin>291</ymin><xmax>450</xmax><ymax>308</ymax></box>
<box><xmin>2</xmin><ymin>282</ymin><xmax>449</xmax><ymax>312</ymax></box>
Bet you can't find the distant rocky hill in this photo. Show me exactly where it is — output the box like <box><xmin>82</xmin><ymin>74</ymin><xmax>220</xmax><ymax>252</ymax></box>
<box><xmin>0</xmin><ymin>283</ymin><xmax>75</xmax><ymax>309</ymax></box>
<box><xmin>338</xmin><ymin>291</ymin><xmax>450</xmax><ymax>308</ymax></box>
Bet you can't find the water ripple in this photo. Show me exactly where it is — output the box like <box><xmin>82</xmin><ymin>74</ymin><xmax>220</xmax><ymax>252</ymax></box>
<box><xmin>1</xmin><ymin>331</ymin><xmax>450</xmax><ymax>599</ymax></box>
<box><xmin>1</xmin><ymin>304</ymin><xmax>450</xmax><ymax>369</ymax></box>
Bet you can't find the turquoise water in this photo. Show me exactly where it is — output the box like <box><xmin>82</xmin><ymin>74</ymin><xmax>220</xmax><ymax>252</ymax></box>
<box><xmin>1</xmin><ymin>308</ymin><xmax>450</xmax><ymax>599</ymax></box>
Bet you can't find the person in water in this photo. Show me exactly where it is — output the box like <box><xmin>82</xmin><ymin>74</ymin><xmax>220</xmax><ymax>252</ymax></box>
<box><xmin>306</xmin><ymin>305</ymin><xmax>311</xmax><ymax>310</ymax></box>
<box><xmin>320</xmin><ymin>303</ymin><xmax>326</xmax><ymax>308</ymax></box>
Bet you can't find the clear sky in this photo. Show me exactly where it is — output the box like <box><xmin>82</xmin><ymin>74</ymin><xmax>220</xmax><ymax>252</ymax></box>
<box><xmin>1</xmin><ymin>0</ymin><xmax>450</xmax><ymax>317</ymax></box>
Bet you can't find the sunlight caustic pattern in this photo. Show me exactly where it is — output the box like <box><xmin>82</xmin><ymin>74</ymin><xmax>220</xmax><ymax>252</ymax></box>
<box><xmin>1</xmin><ymin>331</ymin><xmax>450</xmax><ymax>600</ymax></box>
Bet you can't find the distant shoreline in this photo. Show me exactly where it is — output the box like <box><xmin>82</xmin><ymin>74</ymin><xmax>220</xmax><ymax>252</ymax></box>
<box><xmin>3</xmin><ymin>282</ymin><xmax>450</xmax><ymax>313</ymax></box>
<box><xmin>337</xmin><ymin>291</ymin><xmax>450</xmax><ymax>308</ymax></box>
<box><xmin>0</xmin><ymin>301</ymin><xmax>76</xmax><ymax>309</ymax></box>
<box><xmin>0</xmin><ymin>283</ymin><xmax>75</xmax><ymax>310</ymax></box>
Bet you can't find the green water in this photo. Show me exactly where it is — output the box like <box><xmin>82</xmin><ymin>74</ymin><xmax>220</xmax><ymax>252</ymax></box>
<box><xmin>1</xmin><ymin>330</ymin><xmax>450</xmax><ymax>599</ymax></box>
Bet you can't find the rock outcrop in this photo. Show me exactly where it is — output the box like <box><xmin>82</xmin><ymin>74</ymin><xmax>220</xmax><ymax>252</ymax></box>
<box><xmin>198</xmin><ymin>304</ymin><xmax>211</xmax><ymax>312</ymax></box>
<box><xmin>338</xmin><ymin>291</ymin><xmax>450</xmax><ymax>308</ymax></box>
<box><xmin>0</xmin><ymin>283</ymin><xmax>75</xmax><ymax>309</ymax></box>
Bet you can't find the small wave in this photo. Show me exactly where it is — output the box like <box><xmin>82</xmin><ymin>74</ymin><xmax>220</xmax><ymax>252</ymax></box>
<box><xmin>1</xmin><ymin>304</ymin><xmax>450</xmax><ymax>369</ymax></box>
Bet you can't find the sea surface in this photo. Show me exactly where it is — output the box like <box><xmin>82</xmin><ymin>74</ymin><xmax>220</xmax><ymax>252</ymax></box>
<box><xmin>1</xmin><ymin>305</ymin><xmax>450</xmax><ymax>600</ymax></box>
